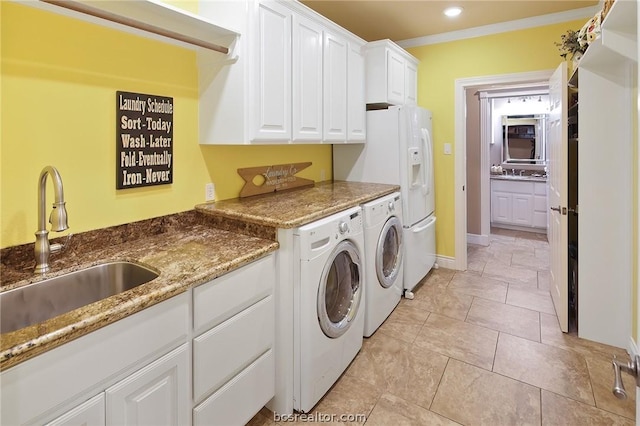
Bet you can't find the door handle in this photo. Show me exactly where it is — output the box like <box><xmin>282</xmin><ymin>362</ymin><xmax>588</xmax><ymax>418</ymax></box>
<box><xmin>550</xmin><ymin>206</ymin><xmax>567</xmax><ymax>215</ymax></box>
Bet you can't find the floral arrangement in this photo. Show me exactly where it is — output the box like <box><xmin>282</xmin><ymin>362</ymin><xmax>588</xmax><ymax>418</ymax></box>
<box><xmin>555</xmin><ymin>3</ymin><xmax>608</xmax><ymax>61</ymax></box>
<box><xmin>554</xmin><ymin>29</ymin><xmax>587</xmax><ymax>59</ymax></box>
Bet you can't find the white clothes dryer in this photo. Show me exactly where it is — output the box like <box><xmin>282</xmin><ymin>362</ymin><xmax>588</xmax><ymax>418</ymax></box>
<box><xmin>293</xmin><ymin>206</ymin><xmax>365</xmax><ymax>413</ymax></box>
<box><xmin>362</xmin><ymin>192</ymin><xmax>404</xmax><ymax>337</ymax></box>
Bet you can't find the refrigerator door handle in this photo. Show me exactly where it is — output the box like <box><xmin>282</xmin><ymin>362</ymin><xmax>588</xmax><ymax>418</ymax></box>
<box><xmin>421</xmin><ymin>128</ymin><xmax>433</xmax><ymax>196</ymax></box>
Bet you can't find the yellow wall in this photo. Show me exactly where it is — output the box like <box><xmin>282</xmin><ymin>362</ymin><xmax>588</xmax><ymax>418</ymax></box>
<box><xmin>407</xmin><ymin>19</ymin><xmax>587</xmax><ymax>257</ymax></box>
<box><xmin>0</xmin><ymin>2</ymin><xmax>332</xmax><ymax>248</ymax></box>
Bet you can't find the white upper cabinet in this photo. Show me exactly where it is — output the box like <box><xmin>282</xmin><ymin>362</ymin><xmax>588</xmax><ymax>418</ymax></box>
<box><xmin>347</xmin><ymin>41</ymin><xmax>366</xmax><ymax>141</ymax></box>
<box><xmin>199</xmin><ymin>0</ymin><xmax>366</xmax><ymax>145</ymax></box>
<box><xmin>365</xmin><ymin>39</ymin><xmax>419</xmax><ymax>107</ymax></box>
<box><xmin>292</xmin><ymin>13</ymin><xmax>324</xmax><ymax>142</ymax></box>
<box><xmin>251</xmin><ymin>1</ymin><xmax>292</xmax><ymax>142</ymax></box>
<box><xmin>323</xmin><ymin>31</ymin><xmax>348</xmax><ymax>142</ymax></box>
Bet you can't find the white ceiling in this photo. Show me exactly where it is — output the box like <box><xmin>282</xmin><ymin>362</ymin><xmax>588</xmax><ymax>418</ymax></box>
<box><xmin>300</xmin><ymin>0</ymin><xmax>600</xmax><ymax>42</ymax></box>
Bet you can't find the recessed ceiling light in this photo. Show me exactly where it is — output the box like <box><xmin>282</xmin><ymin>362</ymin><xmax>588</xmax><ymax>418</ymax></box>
<box><xmin>444</xmin><ymin>6</ymin><xmax>463</xmax><ymax>17</ymax></box>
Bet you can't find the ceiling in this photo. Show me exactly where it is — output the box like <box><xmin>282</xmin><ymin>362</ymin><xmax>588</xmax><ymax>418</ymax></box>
<box><xmin>300</xmin><ymin>1</ymin><xmax>599</xmax><ymax>42</ymax></box>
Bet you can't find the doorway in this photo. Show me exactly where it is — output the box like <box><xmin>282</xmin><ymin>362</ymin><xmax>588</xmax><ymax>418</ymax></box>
<box><xmin>466</xmin><ymin>85</ymin><xmax>550</xmax><ymax>248</ymax></box>
<box><xmin>453</xmin><ymin>70</ymin><xmax>554</xmax><ymax>271</ymax></box>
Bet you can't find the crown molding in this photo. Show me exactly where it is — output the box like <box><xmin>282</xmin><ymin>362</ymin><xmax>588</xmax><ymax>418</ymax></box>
<box><xmin>397</xmin><ymin>5</ymin><xmax>599</xmax><ymax>48</ymax></box>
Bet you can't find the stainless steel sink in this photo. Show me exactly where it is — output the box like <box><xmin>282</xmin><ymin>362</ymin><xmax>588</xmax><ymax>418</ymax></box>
<box><xmin>1</xmin><ymin>261</ymin><xmax>159</xmax><ymax>334</ymax></box>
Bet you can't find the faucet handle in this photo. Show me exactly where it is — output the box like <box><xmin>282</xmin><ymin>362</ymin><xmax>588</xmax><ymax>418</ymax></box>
<box><xmin>50</xmin><ymin>233</ymin><xmax>73</xmax><ymax>254</ymax></box>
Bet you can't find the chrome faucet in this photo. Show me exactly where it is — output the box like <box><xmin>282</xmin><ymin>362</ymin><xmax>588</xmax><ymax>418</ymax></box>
<box><xmin>34</xmin><ymin>166</ymin><xmax>69</xmax><ymax>274</ymax></box>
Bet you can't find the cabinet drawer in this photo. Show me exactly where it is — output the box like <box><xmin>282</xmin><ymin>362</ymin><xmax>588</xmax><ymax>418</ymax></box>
<box><xmin>193</xmin><ymin>255</ymin><xmax>274</xmax><ymax>333</ymax></box>
<box><xmin>193</xmin><ymin>349</ymin><xmax>275</xmax><ymax>426</ymax></box>
<box><xmin>193</xmin><ymin>295</ymin><xmax>274</xmax><ymax>403</ymax></box>
<box><xmin>491</xmin><ymin>179</ymin><xmax>534</xmax><ymax>194</ymax></box>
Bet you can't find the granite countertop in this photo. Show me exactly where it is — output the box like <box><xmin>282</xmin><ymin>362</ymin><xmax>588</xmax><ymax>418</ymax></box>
<box><xmin>490</xmin><ymin>174</ymin><xmax>547</xmax><ymax>182</ymax></box>
<box><xmin>195</xmin><ymin>180</ymin><xmax>400</xmax><ymax>228</ymax></box>
<box><xmin>0</xmin><ymin>211</ymin><xmax>278</xmax><ymax>370</ymax></box>
<box><xmin>0</xmin><ymin>181</ymin><xmax>398</xmax><ymax>371</ymax></box>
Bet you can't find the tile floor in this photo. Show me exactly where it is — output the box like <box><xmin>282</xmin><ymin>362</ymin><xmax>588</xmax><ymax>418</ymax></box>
<box><xmin>248</xmin><ymin>228</ymin><xmax>636</xmax><ymax>425</ymax></box>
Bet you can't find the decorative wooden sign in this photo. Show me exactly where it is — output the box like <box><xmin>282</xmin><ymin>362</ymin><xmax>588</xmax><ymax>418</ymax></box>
<box><xmin>116</xmin><ymin>91</ymin><xmax>173</xmax><ymax>189</ymax></box>
<box><xmin>238</xmin><ymin>162</ymin><xmax>314</xmax><ymax>198</ymax></box>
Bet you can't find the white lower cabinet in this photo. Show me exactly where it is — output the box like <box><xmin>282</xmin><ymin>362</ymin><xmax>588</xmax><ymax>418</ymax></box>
<box><xmin>1</xmin><ymin>294</ymin><xmax>188</xmax><ymax>426</ymax></box>
<box><xmin>491</xmin><ymin>179</ymin><xmax>547</xmax><ymax>230</ymax></box>
<box><xmin>46</xmin><ymin>394</ymin><xmax>106</xmax><ymax>426</ymax></box>
<box><xmin>1</xmin><ymin>254</ymin><xmax>276</xmax><ymax>426</ymax></box>
<box><xmin>192</xmin><ymin>255</ymin><xmax>276</xmax><ymax>425</ymax></box>
<box><xmin>106</xmin><ymin>344</ymin><xmax>189</xmax><ymax>426</ymax></box>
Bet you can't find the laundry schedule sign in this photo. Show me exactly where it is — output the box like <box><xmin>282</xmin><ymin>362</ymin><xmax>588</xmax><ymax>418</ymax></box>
<box><xmin>116</xmin><ymin>91</ymin><xmax>173</xmax><ymax>189</ymax></box>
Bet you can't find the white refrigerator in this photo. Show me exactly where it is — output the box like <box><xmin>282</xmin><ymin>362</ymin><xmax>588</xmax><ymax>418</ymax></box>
<box><xmin>333</xmin><ymin>105</ymin><xmax>436</xmax><ymax>293</ymax></box>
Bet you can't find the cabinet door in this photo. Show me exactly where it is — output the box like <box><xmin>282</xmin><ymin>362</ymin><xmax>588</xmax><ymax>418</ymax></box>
<box><xmin>346</xmin><ymin>41</ymin><xmax>366</xmax><ymax>142</ymax></box>
<box><xmin>323</xmin><ymin>30</ymin><xmax>348</xmax><ymax>142</ymax></box>
<box><xmin>292</xmin><ymin>14</ymin><xmax>323</xmax><ymax>142</ymax></box>
<box><xmin>386</xmin><ymin>49</ymin><xmax>405</xmax><ymax>105</ymax></box>
<box><xmin>405</xmin><ymin>60</ymin><xmax>418</xmax><ymax>105</ymax></box>
<box><xmin>251</xmin><ymin>1</ymin><xmax>292</xmax><ymax>142</ymax></box>
<box><xmin>491</xmin><ymin>191</ymin><xmax>512</xmax><ymax>223</ymax></box>
<box><xmin>46</xmin><ymin>394</ymin><xmax>105</xmax><ymax>426</ymax></box>
<box><xmin>106</xmin><ymin>344</ymin><xmax>189</xmax><ymax>426</ymax></box>
<box><xmin>512</xmin><ymin>194</ymin><xmax>534</xmax><ymax>226</ymax></box>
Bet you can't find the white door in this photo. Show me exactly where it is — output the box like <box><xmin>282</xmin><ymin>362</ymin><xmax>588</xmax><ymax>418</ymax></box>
<box><xmin>292</xmin><ymin>13</ymin><xmax>323</xmax><ymax>142</ymax></box>
<box><xmin>547</xmin><ymin>62</ymin><xmax>569</xmax><ymax>332</ymax></box>
<box><xmin>491</xmin><ymin>191</ymin><xmax>511</xmax><ymax>223</ymax></box>
<box><xmin>106</xmin><ymin>344</ymin><xmax>189</xmax><ymax>425</ymax></box>
<box><xmin>387</xmin><ymin>49</ymin><xmax>405</xmax><ymax>104</ymax></box>
<box><xmin>323</xmin><ymin>31</ymin><xmax>348</xmax><ymax>142</ymax></box>
<box><xmin>251</xmin><ymin>1</ymin><xmax>291</xmax><ymax>142</ymax></box>
<box><xmin>346</xmin><ymin>41</ymin><xmax>366</xmax><ymax>142</ymax></box>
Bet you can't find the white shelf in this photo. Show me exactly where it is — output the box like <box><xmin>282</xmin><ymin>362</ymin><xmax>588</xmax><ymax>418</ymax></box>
<box><xmin>580</xmin><ymin>37</ymin><xmax>635</xmax><ymax>85</ymax></box>
<box><xmin>17</xmin><ymin>0</ymin><xmax>239</xmax><ymax>55</ymax></box>
<box><xmin>600</xmin><ymin>0</ymin><xmax>637</xmax><ymax>62</ymax></box>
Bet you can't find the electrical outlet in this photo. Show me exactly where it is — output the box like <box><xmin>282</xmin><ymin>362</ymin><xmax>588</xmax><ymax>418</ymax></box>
<box><xmin>205</xmin><ymin>183</ymin><xmax>215</xmax><ymax>201</ymax></box>
<box><xmin>320</xmin><ymin>169</ymin><xmax>326</xmax><ymax>181</ymax></box>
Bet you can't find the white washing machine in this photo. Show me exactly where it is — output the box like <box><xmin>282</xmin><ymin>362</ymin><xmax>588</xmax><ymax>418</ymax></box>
<box><xmin>293</xmin><ymin>206</ymin><xmax>365</xmax><ymax>413</ymax></box>
<box><xmin>362</xmin><ymin>192</ymin><xmax>404</xmax><ymax>337</ymax></box>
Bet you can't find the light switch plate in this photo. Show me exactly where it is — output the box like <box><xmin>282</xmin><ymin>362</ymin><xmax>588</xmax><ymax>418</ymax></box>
<box><xmin>444</xmin><ymin>143</ymin><xmax>452</xmax><ymax>155</ymax></box>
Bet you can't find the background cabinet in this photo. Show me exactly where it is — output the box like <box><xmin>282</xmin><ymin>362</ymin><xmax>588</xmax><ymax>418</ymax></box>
<box><xmin>490</xmin><ymin>179</ymin><xmax>547</xmax><ymax>231</ymax></box>
<box><xmin>199</xmin><ymin>0</ymin><xmax>366</xmax><ymax>145</ymax></box>
<box><xmin>365</xmin><ymin>39</ymin><xmax>418</xmax><ymax>107</ymax></box>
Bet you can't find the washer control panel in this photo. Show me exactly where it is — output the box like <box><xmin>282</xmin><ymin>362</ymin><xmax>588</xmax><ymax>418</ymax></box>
<box><xmin>337</xmin><ymin>209</ymin><xmax>362</xmax><ymax>236</ymax></box>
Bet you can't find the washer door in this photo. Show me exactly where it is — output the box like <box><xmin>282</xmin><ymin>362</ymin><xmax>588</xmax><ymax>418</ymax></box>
<box><xmin>376</xmin><ymin>216</ymin><xmax>403</xmax><ymax>288</ymax></box>
<box><xmin>317</xmin><ymin>240</ymin><xmax>363</xmax><ymax>339</ymax></box>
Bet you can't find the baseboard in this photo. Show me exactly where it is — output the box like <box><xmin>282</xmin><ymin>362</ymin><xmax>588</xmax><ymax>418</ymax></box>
<box><xmin>435</xmin><ymin>255</ymin><xmax>457</xmax><ymax>271</ymax></box>
<box><xmin>467</xmin><ymin>233</ymin><xmax>489</xmax><ymax>246</ymax></box>
<box><xmin>491</xmin><ymin>223</ymin><xmax>548</xmax><ymax>234</ymax></box>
